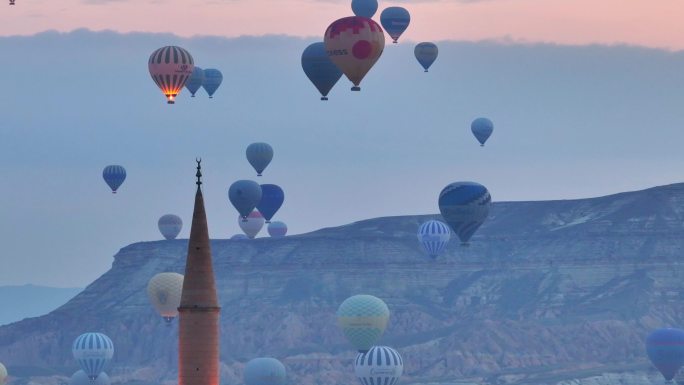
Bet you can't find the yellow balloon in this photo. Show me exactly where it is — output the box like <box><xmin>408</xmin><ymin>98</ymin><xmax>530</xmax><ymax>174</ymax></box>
<box><xmin>324</xmin><ymin>17</ymin><xmax>385</xmax><ymax>91</ymax></box>
<box><xmin>147</xmin><ymin>273</ymin><xmax>184</xmax><ymax>324</ymax></box>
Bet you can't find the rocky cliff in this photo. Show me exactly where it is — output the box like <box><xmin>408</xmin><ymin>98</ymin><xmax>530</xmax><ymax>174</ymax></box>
<box><xmin>3</xmin><ymin>183</ymin><xmax>684</xmax><ymax>385</ymax></box>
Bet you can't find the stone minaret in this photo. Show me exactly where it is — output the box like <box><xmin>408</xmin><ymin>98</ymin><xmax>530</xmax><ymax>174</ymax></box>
<box><xmin>179</xmin><ymin>159</ymin><xmax>220</xmax><ymax>385</ymax></box>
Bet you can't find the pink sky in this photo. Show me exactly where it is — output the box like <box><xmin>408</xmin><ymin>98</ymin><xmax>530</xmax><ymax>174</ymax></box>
<box><xmin>1</xmin><ymin>0</ymin><xmax>683</xmax><ymax>49</ymax></box>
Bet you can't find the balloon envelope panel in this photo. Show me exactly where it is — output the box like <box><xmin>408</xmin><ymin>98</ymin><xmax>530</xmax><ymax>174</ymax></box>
<box><xmin>337</xmin><ymin>295</ymin><xmax>390</xmax><ymax>352</ymax></box>
<box><xmin>301</xmin><ymin>42</ymin><xmax>343</xmax><ymax>99</ymax></box>
<box><xmin>244</xmin><ymin>358</ymin><xmax>287</xmax><ymax>385</ymax></box>
<box><xmin>158</xmin><ymin>214</ymin><xmax>183</xmax><ymax>240</ymax></box>
<box><xmin>438</xmin><ymin>182</ymin><xmax>491</xmax><ymax>244</ymax></box>
<box><xmin>646</xmin><ymin>328</ymin><xmax>684</xmax><ymax>381</ymax></box>
<box><xmin>324</xmin><ymin>17</ymin><xmax>385</xmax><ymax>88</ymax></box>
<box><xmin>228</xmin><ymin>180</ymin><xmax>263</xmax><ymax>218</ymax></box>
<box><xmin>380</xmin><ymin>7</ymin><xmax>410</xmax><ymax>43</ymax></box>
<box><xmin>351</xmin><ymin>0</ymin><xmax>378</xmax><ymax>18</ymax></box>
<box><xmin>417</xmin><ymin>220</ymin><xmax>450</xmax><ymax>258</ymax></box>
<box><xmin>414</xmin><ymin>42</ymin><xmax>438</xmax><ymax>71</ymax></box>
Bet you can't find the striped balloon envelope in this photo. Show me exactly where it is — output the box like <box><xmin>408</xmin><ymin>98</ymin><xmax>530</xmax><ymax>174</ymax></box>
<box><xmin>337</xmin><ymin>295</ymin><xmax>390</xmax><ymax>352</ymax></box>
<box><xmin>417</xmin><ymin>220</ymin><xmax>450</xmax><ymax>258</ymax></box>
<box><xmin>148</xmin><ymin>46</ymin><xmax>194</xmax><ymax>104</ymax></box>
<box><xmin>71</xmin><ymin>333</ymin><xmax>114</xmax><ymax>380</ymax></box>
<box><xmin>102</xmin><ymin>165</ymin><xmax>126</xmax><ymax>194</ymax></box>
<box><xmin>355</xmin><ymin>346</ymin><xmax>404</xmax><ymax>385</ymax></box>
<box><xmin>438</xmin><ymin>182</ymin><xmax>491</xmax><ymax>245</ymax></box>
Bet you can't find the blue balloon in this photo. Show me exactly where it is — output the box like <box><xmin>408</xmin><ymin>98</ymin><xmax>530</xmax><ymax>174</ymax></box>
<box><xmin>380</xmin><ymin>7</ymin><xmax>410</xmax><ymax>43</ymax></box>
<box><xmin>246</xmin><ymin>142</ymin><xmax>274</xmax><ymax>177</ymax></box>
<box><xmin>301</xmin><ymin>42</ymin><xmax>343</xmax><ymax>101</ymax></box>
<box><xmin>102</xmin><ymin>165</ymin><xmax>126</xmax><ymax>194</ymax></box>
<box><xmin>257</xmin><ymin>184</ymin><xmax>284</xmax><ymax>223</ymax></box>
<box><xmin>351</xmin><ymin>0</ymin><xmax>378</xmax><ymax>18</ymax></box>
<box><xmin>228</xmin><ymin>180</ymin><xmax>263</xmax><ymax>219</ymax></box>
<box><xmin>647</xmin><ymin>328</ymin><xmax>684</xmax><ymax>381</ymax></box>
<box><xmin>414</xmin><ymin>42</ymin><xmax>438</xmax><ymax>72</ymax></box>
<box><xmin>202</xmin><ymin>69</ymin><xmax>223</xmax><ymax>98</ymax></box>
<box><xmin>471</xmin><ymin>118</ymin><xmax>494</xmax><ymax>146</ymax></box>
<box><xmin>417</xmin><ymin>220</ymin><xmax>450</xmax><ymax>258</ymax></box>
<box><xmin>438</xmin><ymin>182</ymin><xmax>491</xmax><ymax>245</ymax></box>
<box><xmin>72</xmin><ymin>333</ymin><xmax>114</xmax><ymax>380</ymax></box>
<box><xmin>244</xmin><ymin>358</ymin><xmax>286</xmax><ymax>385</ymax></box>
<box><xmin>185</xmin><ymin>67</ymin><xmax>204</xmax><ymax>97</ymax></box>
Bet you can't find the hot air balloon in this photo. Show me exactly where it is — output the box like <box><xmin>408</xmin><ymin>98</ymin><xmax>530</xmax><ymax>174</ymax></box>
<box><xmin>239</xmin><ymin>211</ymin><xmax>265</xmax><ymax>239</ymax></box>
<box><xmin>72</xmin><ymin>333</ymin><xmax>114</xmax><ymax>380</ymax></box>
<box><xmin>147</xmin><ymin>272</ymin><xmax>184</xmax><ymax>324</ymax></box>
<box><xmin>301</xmin><ymin>42</ymin><xmax>343</xmax><ymax>101</ymax></box>
<box><xmin>202</xmin><ymin>69</ymin><xmax>223</xmax><ymax>98</ymax></box>
<box><xmin>646</xmin><ymin>328</ymin><xmax>684</xmax><ymax>381</ymax></box>
<box><xmin>337</xmin><ymin>295</ymin><xmax>390</xmax><ymax>352</ymax></box>
<box><xmin>324</xmin><ymin>17</ymin><xmax>385</xmax><ymax>91</ymax></box>
<box><xmin>158</xmin><ymin>214</ymin><xmax>182</xmax><ymax>240</ymax></box>
<box><xmin>380</xmin><ymin>7</ymin><xmax>410</xmax><ymax>44</ymax></box>
<box><xmin>438</xmin><ymin>182</ymin><xmax>491</xmax><ymax>246</ymax></box>
<box><xmin>355</xmin><ymin>346</ymin><xmax>403</xmax><ymax>385</ymax></box>
<box><xmin>228</xmin><ymin>180</ymin><xmax>263</xmax><ymax>220</ymax></box>
<box><xmin>267</xmin><ymin>221</ymin><xmax>287</xmax><ymax>238</ymax></box>
<box><xmin>414</xmin><ymin>42</ymin><xmax>438</xmax><ymax>72</ymax></box>
<box><xmin>471</xmin><ymin>118</ymin><xmax>494</xmax><ymax>146</ymax></box>
<box><xmin>246</xmin><ymin>143</ymin><xmax>274</xmax><ymax>177</ymax></box>
<box><xmin>257</xmin><ymin>184</ymin><xmax>284</xmax><ymax>223</ymax></box>
<box><xmin>0</xmin><ymin>363</ymin><xmax>7</xmax><ymax>385</ymax></box>
<box><xmin>102</xmin><ymin>165</ymin><xmax>126</xmax><ymax>194</ymax></box>
<box><xmin>417</xmin><ymin>220</ymin><xmax>450</xmax><ymax>258</ymax></box>
<box><xmin>244</xmin><ymin>358</ymin><xmax>287</xmax><ymax>385</ymax></box>
<box><xmin>185</xmin><ymin>66</ymin><xmax>204</xmax><ymax>97</ymax></box>
<box><xmin>70</xmin><ymin>371</ymin><xmax>110</xmax><ymax>385</ymax></box>
<box><xmin>351</xmin><ymin>0</ymin><xmax>378</xmax><ymax>18</ymax></box>
<box><xmin>148</xmin><ymin>46</ymin><xmax>194</xmax><ymax>104</ymax></box>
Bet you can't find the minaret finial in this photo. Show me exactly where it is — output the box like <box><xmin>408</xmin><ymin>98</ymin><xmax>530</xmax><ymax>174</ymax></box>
<box><xmin>195</xmin><ymin>158</ymin><xmax>202</xmax><ymax>188</ymax></box>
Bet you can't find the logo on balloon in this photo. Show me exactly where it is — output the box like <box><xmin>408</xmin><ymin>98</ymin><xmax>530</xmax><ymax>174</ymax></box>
<box><xmin>352</xmin><ymin>40</ymin><xmax>372</xmax><ymax>59</ymax></box>
<box><xmin>328</xmin><ymin>49</ymin><xmax>349</xmax><ymax>56</ymax></box>
<box><xmin>370</xmin><ymin>368</ymin><xmax>397</xmax><ymax>376</ymax></box>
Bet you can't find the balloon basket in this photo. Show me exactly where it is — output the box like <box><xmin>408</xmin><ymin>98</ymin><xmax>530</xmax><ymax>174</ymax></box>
<box><xmin>424</xmin><ymin>70</ymin><xmax>428</xmax><ymax>73</ymax></box>
<box><xmin>321</xmin><ymin>97</ymin><xmax>328</xmax><ymax>101</ymax></box>
<box><xmin>351</xmin><ymin>86</ymin><xmax>361</xmax><ymax>91</ymax></box>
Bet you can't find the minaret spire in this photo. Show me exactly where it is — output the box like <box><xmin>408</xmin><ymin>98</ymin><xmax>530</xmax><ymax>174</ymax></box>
<box><xmin>179</xmin><ymin>159</ymin><xmax>220</xmax><ymax>385</ymax></box>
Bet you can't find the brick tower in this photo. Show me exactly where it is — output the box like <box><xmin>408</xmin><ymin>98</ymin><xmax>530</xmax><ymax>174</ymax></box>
<box><xmin>178</xmin><ymin>160</ymin><xmax>220</xmax><ymax>385</ymax></box>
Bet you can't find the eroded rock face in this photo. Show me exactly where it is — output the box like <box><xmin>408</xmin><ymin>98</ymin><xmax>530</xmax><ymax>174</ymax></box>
<box><xmin>3</xmin><ymin>184</ymin><xmax>684</xmax><ymax>385</ymax></box>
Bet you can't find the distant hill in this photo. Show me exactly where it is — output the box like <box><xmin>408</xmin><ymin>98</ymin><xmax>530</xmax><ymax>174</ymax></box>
<box><xmin>0</xmin><ymin>285</ymin><xmax>82</xmax><ymax>326</ymax></box>
<box><xmin>2</xmin><ymin>184</ymin><xmax>684</xmax><ymax>385</ymax></box>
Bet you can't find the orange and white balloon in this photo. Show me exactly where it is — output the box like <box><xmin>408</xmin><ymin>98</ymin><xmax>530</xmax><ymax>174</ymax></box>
<box><xmin>148</xmin><ymin>46</ymin><xmax>194</xmax><ymax>104</ymax></box>
<box><xmin>324</xmin><ymin>17</ymin><xmax>385</xmax><ymax>91</ymax></box>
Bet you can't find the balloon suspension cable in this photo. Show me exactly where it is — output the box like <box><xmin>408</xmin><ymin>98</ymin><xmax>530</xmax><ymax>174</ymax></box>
<box><xmin>195</xmin><ymin>158</ymin><xmax>202</xmax><ymax>189</ymax></box>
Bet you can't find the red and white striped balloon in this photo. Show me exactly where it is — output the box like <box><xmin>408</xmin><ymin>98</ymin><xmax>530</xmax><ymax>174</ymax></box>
<box><xmin>148</xmin><ymin>46</ymin><xmax>194</xmax><ymax>104</ymax></box>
